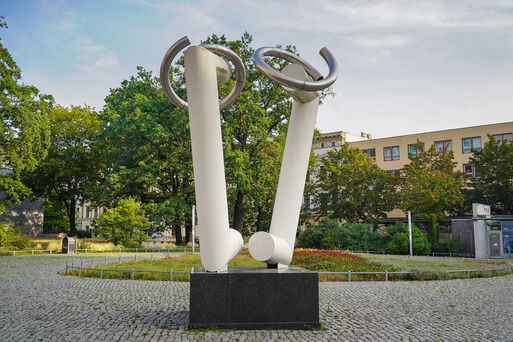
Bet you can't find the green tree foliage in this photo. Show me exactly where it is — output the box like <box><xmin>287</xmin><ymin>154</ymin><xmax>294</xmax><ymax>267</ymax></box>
<box><xmin>22</xmin><ymin>105</ymin><xmax>104</xmax><ymax>236</ymax></box>
<box><xmin>312</xmin><ymin>143</ymin><xmax>396</xmax><ymax>223</ymax></box>
<box><xmin>94</xmin><ymin>197</ymin><xmax>150</xmax><ymax>247</ymax></box>
<box><xmin>383</xmin><ymin>222</ymin><xmax>431</xmax><ymax>255</ymax></box>
<box><xmin>42</xmin><ymin>198</ymin><xmax>69</xmax><ymax>233</ymax></box>
<box><xmin>0</xmin><ymin>17</ymin><xmax>53</xmax><ymax>212</ymax></box>
<box><xmin>96</xmin><ymin>67</ymin><xmax>194</xmax><ymax>243</ymax></box>
<box><xmin>399</xmin><ymin>141</ymin><xmax>463</xmax><ymax>246</ymax></box>
<box><xmin>466</xmin><ymin>135</ymin><xmax>513</xmax><ymax>214</ymax></box>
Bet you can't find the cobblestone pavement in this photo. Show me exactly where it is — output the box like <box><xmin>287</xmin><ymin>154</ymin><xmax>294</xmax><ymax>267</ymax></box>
<box><xmin>1</xmin><ymin>255</ymin><xmax>512</xmax><ymax>342</ymax></box>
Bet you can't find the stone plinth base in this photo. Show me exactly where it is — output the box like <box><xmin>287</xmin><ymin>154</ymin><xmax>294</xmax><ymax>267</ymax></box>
<box><xmin>189</xmin><ymin>266</ymin><xmax>320</xmax><ymax>330</ymax></box>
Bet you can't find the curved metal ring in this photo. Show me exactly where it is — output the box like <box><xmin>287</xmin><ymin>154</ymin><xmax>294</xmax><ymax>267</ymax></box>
<box><xmin>160</xmin><ymin>36</ymin><xmax>246</xmax><ymax>111</ymax></box>
<box><xmin>251</xmin><ymin>47</ymin><xmax>338</xmax><ymax>92</ymax></box>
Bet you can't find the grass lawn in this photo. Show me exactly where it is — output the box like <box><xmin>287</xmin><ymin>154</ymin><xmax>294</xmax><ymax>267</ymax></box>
<box><xmin>360</xmin><ymin>253</ymin><xmax>512</xmax><ymax>280</ymax></box>
<box><xmin>65</xmin><ymin>249</ymin><xmax>513</xmax><ymax>282</ymax></box>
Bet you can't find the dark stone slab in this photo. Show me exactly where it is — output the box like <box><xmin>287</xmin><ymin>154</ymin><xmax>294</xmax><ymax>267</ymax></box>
<box><xmin>189</xmin><ymin>266</ymin><xmax>320</xmax><ymax>330</ymax></box>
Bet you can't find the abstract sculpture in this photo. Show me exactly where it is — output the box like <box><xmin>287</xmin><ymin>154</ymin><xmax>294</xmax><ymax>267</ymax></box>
<box><xmin>160</xmin><ymin>36</ymin><xmax>338</xmax><ymax>329</ymax></box>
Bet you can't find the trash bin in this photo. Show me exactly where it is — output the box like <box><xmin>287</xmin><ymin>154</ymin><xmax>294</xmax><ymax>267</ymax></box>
<box><xmin>62</xmin><ymin>236</ymin><xmax>77</xmax><ymax>254</ymax></box>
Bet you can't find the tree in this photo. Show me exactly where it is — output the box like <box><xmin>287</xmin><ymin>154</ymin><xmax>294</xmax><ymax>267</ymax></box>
<box><xmin>383</xmin><ymin>222</ymin><xmax>431</xmax><ymax>255</ymax></box>
<box><xmin>95</xmin><ymin>67</ymin><xmax>194</xmax><ymax>244</ymax></box>
<box><xmin>399</xmin><ymin>141</ymin><xmax>464</xmax><ymax>247</ymax></box>
<box><xmin>0</xmin><ymin>17</ymin><xmax>53</xmax><ymax>212</ymax></box>
<box><xmin>312</xmin><ymin>143</ymin><xmax>396</xmax><ymax>223</ymax></box>
<box><xmin>94</xmin><ymin>197</ymin><xmax>150</xmax><ymax>247</ymax></box>
<box><xmin>466</xmin><ymin>135</ymin><xmax>513</xmax><ymax>214</ymax></box>
<box><xmin>22</xmin><ymin>105</ymin><xmax>104</xmax><ymax>236</ymax></box>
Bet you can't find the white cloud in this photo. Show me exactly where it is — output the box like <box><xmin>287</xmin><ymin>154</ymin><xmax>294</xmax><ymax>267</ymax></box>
<box><xmin>349</xmin><ymin>35</ymin><xmax>408</xmax><ymax>49</ymax></box>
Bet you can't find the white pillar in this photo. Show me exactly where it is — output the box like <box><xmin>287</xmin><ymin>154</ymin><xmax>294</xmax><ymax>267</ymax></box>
<box><xmin>408</xmin><ymin>211</ymin><xmax>413</xmax><ymax>256</ymax></box>
<box><xmin>184</xmin><ymin>46</ymin><xmax>243</xmax><ymax>271</ymax></box>
<box><xmin>249</xmin><ymin>64</ymin><xmax>319</xmax><ymax>267</ymax></box>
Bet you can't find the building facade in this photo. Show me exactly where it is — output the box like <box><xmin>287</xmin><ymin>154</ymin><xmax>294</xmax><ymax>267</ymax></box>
<box><xmin>75</xmin><ymin>201</ymin><xmax>105</xmax><ymax>233</ymax></box>
<box><xmin>311</xmin><ymin>121</ymin><xmax>513</xmax><ymax>218</ymax></box>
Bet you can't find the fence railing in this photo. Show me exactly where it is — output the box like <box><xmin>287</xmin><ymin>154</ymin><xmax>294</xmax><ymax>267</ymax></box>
<box><xmin>64</xmin><ymin>254</ymin><xmax>513</xmax><ymax>282</ymax></box>
<box><xmin>1</xmin><ymin>246</ymin><xmax>196</xmax><ymax>256</ymax></box>
<box><xmin>64</xmin><ymin>254</ymin><xmax>191</xmax><ymax>280</ymax></box>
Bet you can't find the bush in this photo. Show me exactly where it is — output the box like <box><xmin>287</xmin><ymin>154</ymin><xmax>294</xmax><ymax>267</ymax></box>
<box><xmin>335</xmin><ymin>223</ymin><xmax>384</xmax><ymax>251</ymax></box>
<box><xmin>94</xmin><ymin>197</ymin><xmax>150</xmax><ymax>248</ymax></box>
<box><xmin>296</xmin><ymin>218</ymin><xmax>339</xmax><ymax>249</ymax></box>
<box><xmin>0</xmin><ymin>221</ymin><xmax>34</xmax><ymax>249</ymax></box>
<box><xmin>77</xmin><ymin>230</ymin><xmax>92</xmax><ymax>239</ymax></box>
<box><xmin>384</xmin><ymin>222</ymin><xmax>431</xmax><ymax>255</ymax></box>
<box><xmin>297</xmin><ymin>219</ymin><xmax>384</xmax><ymax>251</ymax></box>
<box><xmin>447</xmin><ymin>237</ymin><xmax>463</xmax><ymax>254</ymax></box>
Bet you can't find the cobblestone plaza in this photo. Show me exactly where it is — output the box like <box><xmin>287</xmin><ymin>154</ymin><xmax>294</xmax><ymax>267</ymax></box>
<box><xmin>1</xmin><ymin>255</ymin><xmax>512</xmax><ymax>341</ymax></box>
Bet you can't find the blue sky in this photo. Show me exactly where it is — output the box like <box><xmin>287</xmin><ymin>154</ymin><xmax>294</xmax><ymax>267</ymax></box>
<box><xmin>1</xmin><ymin>0</ymin><xmax>513</xmax><ymax>138</ymax></box>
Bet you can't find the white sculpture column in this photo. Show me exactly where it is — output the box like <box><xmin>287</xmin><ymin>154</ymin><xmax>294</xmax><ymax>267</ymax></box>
<box><xmin>183</xmin><ymin>46</ymin><xmax>243</xmax><ymax>272</ymax></box>
<box><xmin>249</xmin><ymin>64</ymin><xmax>320</xmax><ymax>267</ymax></box>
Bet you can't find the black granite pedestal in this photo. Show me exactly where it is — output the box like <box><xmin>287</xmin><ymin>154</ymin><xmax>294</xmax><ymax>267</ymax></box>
<box><xmin>189</xmin><ymin>266</ymin><xmax>320</xmax><ymax>329</ymax></box>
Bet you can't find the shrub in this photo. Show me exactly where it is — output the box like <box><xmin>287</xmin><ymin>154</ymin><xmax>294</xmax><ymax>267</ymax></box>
<box><xmin>335</xmin><ymin>223</ymin><xmax>384</xmax><ymax>251</ymax></box>
<box><xmin>77</xmin><ymin>230</ymin><xmax>92</xmax><ymax>239</ymax></box>
<box><xmin>0</xmin><ymin>221</ymin><xmax>34</xmax><ymax>249</ymax></box>
<box><xmin>94</xmin><ymin>197</ymin><xmax>150</xmax><ymax>248</ymax></box>
<box><xmin>447</xmin><ymin>237</ymin><xmax>463</xmax><ymax>254</ymax></box>
<box><xmin>321</xmin><ymin>236</ymin><xmax>336</xmax><ymax>250</ymax></box>
<box><xmin>296</xmin><ymin>218</ymin><xmax>339</xmax><ymax>249</ymax></box>
<box><xmin>384</xmin><ymin>222</ymin><xmax>431</xmax><ymax>255</ymax></box>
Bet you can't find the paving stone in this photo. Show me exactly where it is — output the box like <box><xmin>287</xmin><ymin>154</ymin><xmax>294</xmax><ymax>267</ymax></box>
<box><xmin>0</xmin><ymin>254</ymin><xmax>512</xmax><ymax>341</ymax></box>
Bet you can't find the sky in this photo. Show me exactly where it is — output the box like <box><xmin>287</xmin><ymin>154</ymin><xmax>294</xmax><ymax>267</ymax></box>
<box><xmin>1</xmin><ymin>0</ymin><xmax>513</xmax><ymax>138</ymax></box>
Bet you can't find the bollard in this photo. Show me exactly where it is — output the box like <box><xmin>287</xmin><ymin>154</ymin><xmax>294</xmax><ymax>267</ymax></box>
<box><xmin>432</xmin><ymin>252</ymin><xmax>434</xmax><ymax>257</ymax></box>
<box><xmin>32</xmin><ymin>250</ymin><xmax>34</xmax><ymax>255</ymax></box>
<box><xmin>119</xmin><ymin>256</ymin><xmax>122</xmax><ymax>263</ymax></box>
<box><xmin>130</xmin><ymin>268</ymin><xmax>134</xmax><ymax>280</ymax></box>
<box><xmin>135</xmin><ymin>254</ymin><xmax>137</xmax><ymax>262</ymax></box>
<box><xmin>347</xmin><ymin>270</ymin><xmax>351</xmax><ymax>282</ymax></box>
<box><xmin>13</xmin><ymin>250</ymin><xmax>15</xmax><ymax>256</ymax></box>
<box><xmin>169</xmin><ymin>270</ymin><xmax>173</xmax><ymax>280</ymax></box>
<box><xmin>183</xmin><ymin>247</ymin><xmax>186</xmax><ymax>254</ymax></box>
<box><xmin>467</xmin><ymin>269</ymin><xmax>470</xmax><ymax>277</ymax></box>
<box><xmin>385</xmin><ymin>270</ymin><xmax>388</xmax><ymax>282</ymax></box>
<box><xmin>151</xmin><ymin>254</ymin><xmax>154</xmax><ymax>261</ymax></box>
<box><xmin>100</xmin><ymin>267</ymin><xmax>103</xmax><ymax>279</ymax></box>
<box><xmin>136</xmin><ymin>247</ymin><xmax>138</xmax><ymax>253</ymax></box>
<box><xmin>50</xmin><ymin>249</ymin><xmax>52</xmax><ymax>254</ymax></box>
<box><xmin>66</xmin><ymin>262</ymin><xmax>69</xmax><ymax>275</ymax></box>
<box><xmin>85</xmin><ymin>249</ymin><xmax>88</xmax><ymax>253</ymax></box>
<box><xmin>119</xmin><ymin>248</ymin><xmax>122</xmax><ymax>253</ymax></box>
<box><xmin>78</xmin><ymin>266</ymin><xmax>81</xmax><ymax>277</ymax></box>
<box><xmin>168</xmin><ymin>252</ymin><xmax>170</xmax><ymax>258</ymax></box>
<box><xmin>449</xmin><ymin>253</ymin><xmax>452</xmax><ymax>257</ymax></box>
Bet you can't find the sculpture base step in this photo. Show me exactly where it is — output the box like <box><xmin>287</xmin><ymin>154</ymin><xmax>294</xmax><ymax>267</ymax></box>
<box><xmin>189</xmin><ymin>266</ymin><xmax>320</xmax><ymax>330</ymax></box>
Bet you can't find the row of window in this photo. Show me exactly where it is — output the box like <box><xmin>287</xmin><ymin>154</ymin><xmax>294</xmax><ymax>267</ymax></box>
<box><xmin>386</xmin><ymin>164</ymin><xmax>478</xmax><ymax>178</ymax></box>
<box><xmin>320</xmin><ymin>141</ymin><xmax>337</xmax><ymax>148</ymax></box>
<box><xmin>361</xmin><ymin>133</ymin><xmax>511</xmax><ymax>162</ymax></box>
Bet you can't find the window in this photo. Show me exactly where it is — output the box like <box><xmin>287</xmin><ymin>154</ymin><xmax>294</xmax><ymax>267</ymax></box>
<box><xmin>362</xmin><ymin>148</ymin><xmax>376</xmax><ymax>160</ymax></box>
<box><xmin>85</xmin><ymin>207</ymin><xmax>90</xmax><ymax>219</ymax></box>
<box><xmin>303</xmin><ymin>195</ymin><xmax>311</xmax><ymax>210</ymax></box>
<box><xmin>387</xmin><ymin>169</ymin><xmax>400</xmax><ymax>176</ymax></box>
<box><xmin>320</xmin><ymin>142</ymin><xmax>325</xmax><ymax>148</ymax></box>
<box><xmin>463</xmin><ymin>163</ymin><xmax>476</xmax><ymax>178</ymax></box>
<box><xmin>462</xmin><ymin>137</ymin><xmax>481</xmax><ymax>153</ymax></box>
<box><xmin>331</xmin><ymin>141</ymin><xmax>336</xmax><ymax>147</ymax></box>
<box><xmin>384</xmin><ymin>146</ymin><xmax>400</xmax><ymax>161</ymax></box>
<box><xmin>408</xmin><ymin>144</ymin><xmax>423</xmax><ymax>158</ymax></box>
<box><xmin>434</xmin><ymin>140</ymin><xmax>452</xmax><ymax>154</ymax></box>
<box><xmin>493</xmin><ymin>133</ymin><xmax>512</xmax><ymax>145</ymax></box>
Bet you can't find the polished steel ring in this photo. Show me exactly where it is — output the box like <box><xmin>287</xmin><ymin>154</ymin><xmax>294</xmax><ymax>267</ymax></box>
<box><xmin>251</xmin><ymin>47</ymin><xmax>338</xmax><ymax>91</ymax></box>
<box><xmin>160</xmin><ymin>36</ymin><xmax>246</xmax><ymax>111</ymax></box>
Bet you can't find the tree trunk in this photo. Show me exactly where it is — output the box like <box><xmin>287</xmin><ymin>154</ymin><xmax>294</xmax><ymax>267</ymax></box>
<box><xmin>174</xmin><ymin>223</ymin><xmax>183</xmax><ymax>245</ymax></box>
<box><xmin>65</xmin><ymin>198</ymin><xmax>77</xmax><ymax>237</ymax></box>
<box><xmin>232</xmin><ymin>189</ymin><xmax>245</xmax><ymax>233</ymax></box>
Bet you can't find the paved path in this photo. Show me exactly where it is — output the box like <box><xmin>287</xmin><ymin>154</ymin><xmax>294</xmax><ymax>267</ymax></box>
<box><xmin>1</xmin><ymin>255</ymin><xmax>512</xmax><ymax>341</ymax></box>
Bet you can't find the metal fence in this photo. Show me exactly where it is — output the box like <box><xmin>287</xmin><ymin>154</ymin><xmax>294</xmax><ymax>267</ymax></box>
<box><xmin>1</xmin><ymin>247</ymin><xmax>196</xmax><ymax>256</ymax></box>
<box><xmin>64</xmin><ymin>254</ymin><xmax>513</xmax><ymax>282</ymax></box>
<box><xmin>64</xmin><ymin>254</ymin><xmax>191</xmax><ymax>280</ymax></box>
